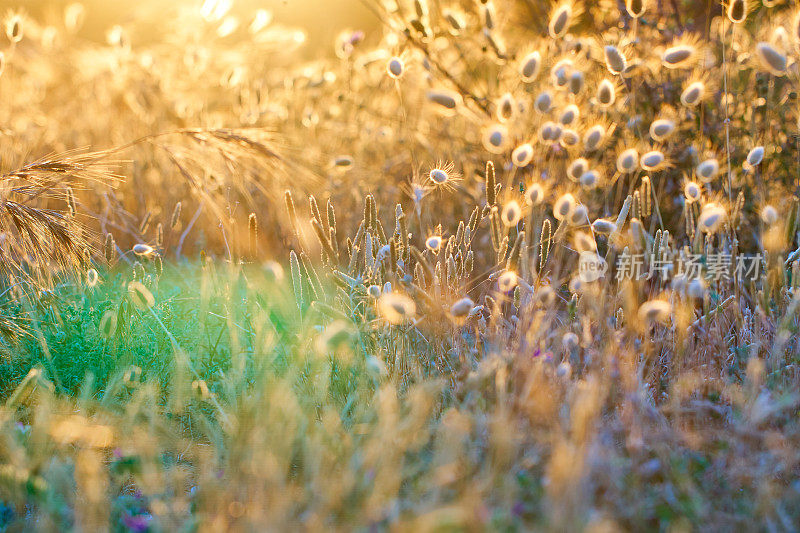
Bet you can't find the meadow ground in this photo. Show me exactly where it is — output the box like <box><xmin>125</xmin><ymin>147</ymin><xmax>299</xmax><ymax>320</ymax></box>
<box><xmin>1</xmin><ymin>0</ymin><xmax>800</xmax><ymax>531</ymax></box>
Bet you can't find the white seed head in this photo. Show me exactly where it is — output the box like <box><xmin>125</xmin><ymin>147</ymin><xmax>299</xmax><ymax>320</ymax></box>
<box><xmin>747</xmin><ymin>146</ymin><xmax>765</xmax><ymax>166</ymax></box>
<box><xmin>554</xmin><ymin>193</ymin><xmax>576</xmax><ymax>221</ymax></box>
<box><xmin>128</xmin><ymin>281</ymin><xmax>155</xmax><ymax>310</ymax></box>
<box><xmin>650</xmin><ymin>119</ymin><xmax>676</xmax><ymax>142</ymax></box>
<box><xmin>597</xmin><ymin>79</ymin><xmax>616</xmax><ymax>107</ymax></box>
<box><xmin>616</xmin><ymin>149</ymin><xmax>639</xmax><ymax>173</ymax></box>
<box><xmin>638</xmin><ymin>299</ymin><xmax>672</xmax><ymax>324</ymax></box>
<box><xmin>640</xmin><ymin>150</ymin><xmax>666</xmax><ymax>171</ymax></box>
<box><xmin>501</xmin><ymin>200</ymin><xmax>522</xmax><ymax>227</ymax></box>
<box><xmin>378</xmin><ymin>293</ymin><xmax>416</xmax><ymax>325</ymax></box>
<box><xmin>133</xmin><ymin>243</ymin><xmax>154</xmax><ymax>256</ymax></box>
<box><xmin>698</xmin><ymin>203</ymin><xmax>727</xmax><ymax>233</ymax></box>
<box><xmin>535</xmin><ymin>91</ymin><xmax>553</xmax><ymax>113</ymax></box>
<box><xmin>549</xmin><ymin>4</ymin><xmax>571</xmax><ymax>38</ymax></box>
<box><xmin>662</xmin><ymin>45</ymin><xmax>696</xmax><ymax>69</ymax></box>
<box><xmin>696</xmin><ymin>159</ymin><xmax>720</xmax><ymax>182</ymax></box>
<box><xmin>684</xmin><ymin>181</ymin><xmax>701</xmax><ymax>202</ymax></box>
<box><xmin>760</xmin><ymin>205</ymin><xmax>778</xmax><ymax>226</ymax></box>
<box><xmin>573</xmin><ymin>231</ymin><xmax>597</xmax><ymax>252</ymax></box>
<box><xmin>560</xmin><ymin>129</ymin><xmax>580</xmax><ymax>147</ymax></box>
<box><xmin>450</xmin><ymin>297</ymin><xmax>475</xmax><ymax>318</ymax></box>
<box><xmin>559</xmin><ymin>104</ymin><xmax>579</xmax><ymax>126</ymax></box>
<box><xmin>687</xmin><ymin>278</ymin><xmax>706</xmax><ymax>299</ymax></box>
<box><xmin>482</xmin><ymin>124</ymin><xmax>509</xmax><ymax>154</ymax></box>
<box><xmin>569</xmin><ymin>71</ymin><xmax>584</xmax><ymax>95</ymax></box>
<box><xmin>540</xmin><ymin>121</ymin><xmax>562</xmax><ymax>142</ymax></box>
<box><xmin>496</xmin><ymin>92</ymin><xmax>516</xmax><ymax>122</ymax></box>
<box><xmin>580</xmin><ymin>170</ymin><xmax>600</xmax><ymax>189</ymax></box>
<box><xmin>562</xmin><ymin>332</ymin><xmax>579</xmax><ymax>350</ymax></box>
<box><xmin>387</xmin><ymin>56</ymin><xmax>404</xmax><ymax>78</ymax></box>
<box><xmin>526</xmin><ymin>183</ymin><xmax>545</xmax><ymax>205</ymax></box>
<box><xmin>519</xmin><ymin>50</ymin><xmax>542</xmax><ymax>82</ymax></box>
<box><xmin>429</xmin><ymin>168</ymin><xmax>450</xmax><ymax>184</ymax></box>
<box><xmin>727</xmin><ymin>0</ymin><xmax>747</xmax><ymax>24</ymax></box>
<box><xmin>755</xmin><ymin>42</ymin><xmax>787</xmax><ymax>75</ymax></box>
<box><xmin>568</xmin><ymin>203</ymin><xmax>588</xmax><ymax>226</ymax></box>
<box><xmin>426</xmin><ymin>235</ymin><xmax>443</xmax><ymax>252</ymax></box>
<box><xmin>427</xmin><ymin>89</ymin><xmax>461</xmax><ymax>111</ymax></box>
<box><xmin>583</xmin><ymin>125</ymin><xmax>605</xmax><ymax>151</ymax></box>
<box><xmin>604</xmin><ymin>45</ymin><xmax>627</xmax><ymax>75</ymax></box>
<box><xmin>498</xmin><ymin>270</ymin><xmax>519</xmax><ymax>292</ymax></box>
<box><xmin>626</xmin><ymin>0</ymin><xmax>647</xmax><ymax>18</ymax></box>
<box><xmin>512</xmin><ymin>143</ymin><xmax>534</xmax><ymax>167</ymax></box>
<box><xmin>592</xmin><ymin>218</ymin><xmax>617</xmax><ymax>234</ymax></box>
<box><xmin>680</xmin><ymin>81</ymin><xmax>705</xmax><ymax>107</ymax></box>
<box><xmin>87</xmin><ymin>268</ymin><xmax>99</xmax><ymax>287</ymax></box>
<box><xmin>568</xmin><ymin>158</ymin><xmax>590</xmax><ymax>182</ymax></box>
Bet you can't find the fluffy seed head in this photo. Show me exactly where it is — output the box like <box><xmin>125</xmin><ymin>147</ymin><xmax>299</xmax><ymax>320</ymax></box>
<box><xmin>99</xmin><ymin>310</ymin><xmax>117</xmax><ymax>338</ymax></box>
<box><xmin>638</xmin><ymin>299</ymin><xmax>672</xmax><ymax>324</ymax></box>
<box><xmin>604</xmin><ymin>45</ymin><xmax>627</xmax><ymax>74</ymax></box>
<box><xmin>387</xmin><ymin>57</ymin><xmax>404</xmax><ymax>78</ymax></box>
<box><xmin>680</xmin><ymin>81</ymin><xmax>705</xmax><ymax>107</ymax></box>
<box><xmin>568</xmin><ymin>158</ymin><xmax>589</xmax><ymax>182</ymax></box>
<box><xmin>378</xmin><ymin>293</ymin><xmax>416</xmax><ymax>325</ymax></box>
<box><xmin>554</xmin><ymin>193</ymin><xmax>576</xmax><ymax>220</ymax></box>
<box><xmin>650</xmin><ymin>119</ymin><xmax>676</xmax><ymax>142</ymax></box>
<box><xmin>526</xmin><ymin>183</ymin><xmax>545</xmax><ymax>205</ymax></box>
<box><xmin>496</xmin><ymin>93</ymin><xmax>516</xmax><ymax>122</ymax></box>
<box><xmin>569</xmin><ymin>71</ymin><xmax>584</xmax><ymax>95</ymax></box>
<box><xmin>616</xmin><ymin>149</ymin><xmax>639</xmax><ymax>173</ymax></box>
<box><xmin>727</xmin><ymin>0</ymin><xmax>747</xmax><ymax>24</ymax></box>
<box><xmin>760</xmin><ymin>205</ymin><xmax>778</xmax><ymax>225</ymax></box>
<box><xmin>519</xmin><ymin>51</ymin><xmax>542</xmax><ymax>82</ymax></box>
<box><xmin>583</xmin><ymin>125</ymin><xmax>605</xmax><ymax>151</ymax></box>
<box><xmin>427</xmin><ymin>89</ymin><xmax>461</xmax><ymax>112</ymax></box>
<box><xmin>662</xmin><ymin>45</ymin><xmax>696</xmax><ymax>69</ymax></box>
<box><xmin>640</xmin><ymin>150</ymin><xmax>666</xmax><ymax>171</ymax></box>
<box><xmin>755</xmin><ymin>42</ymin><xmax>787</xmax><ymax>75</ymax></box>
<box><xmin>596</xmin><ymin>79</ymin><xmax>616</xmax><ymax>107</ymax></box>
<box><xmin>696</xmin><ymin>159</ymin><xmax>720</xmax><ymax>182</ymax></box>
<box><xmin>535</xmin><ymin>91</ymin><xmax>553</xmax><ymax>113</ymax></box>
<box><xmin>568</xmin><ymin>204</ymin><xmax>589</xmax><ymax>226</ymax></box>
<box><xmin>87</xmin><ymin>269</ymin><xmax>99</xmax><ymax>288</ymax></box>
<box><xmin>429</xmin><ymin>168</ymin><xmax>450</xmax><ymax>185</ymax></box>
<box><xmin>560</xmin><ymin>129</ymin><xmax>580</xmax><ymax>147</ymax></box>
<box><xmin>450</xmin><ymin>297</ymin><xmax>474</xmax><ymax>319</ymax></box>
<box><xmin>592</xmin><ymin>218</ymin><xmax>617</xmax><ymax>234</ymax></box>
<box><xmin>540</xmin><ymin>121</ymin><xmax>562</xmax><ymax>142</ymax></box>
<box><xmin>549</xmin><ymin>4</ymin><xmax>571</xmax><ymax>38</ymax></box>
<box><xmin>684</xmin><ymin>181</ymin><xmax>701</xmax><ymax>203</ymax></box>
<box><xmin>559</xmin><ymin>105</ymin><xmax>579</xmax><ymax>126</ymax></box>
<box><xmin>133</xmin><ymin>244</ymin><xmax>154</xmax><ymax>256</ymax></box>
<box><xmin>747</xmin><ymin>146</ymin><xmax>765</xmax><ymax>166</ymax></box>
<box><xmin>687</xmin><ymin>278</ymin><xmax>706</xmax><ymax>299</ymax></box>
<box><xmin>426</xmin><ymin>235</ymin><xmax>442</xmax><ymax>252</ymax></box>
<box><xmin>512</xmin><ymin>143</ymin><xmax>534</xmax><ymax>167</ymax></box>
<box><xmin>626</xmin><ymin>0</ymin><xmax>647</xmax><ymax>17</ymax></box>
<box><xmin>482</xmin><ymin>124</ymin><xmax>509</xmax><ymax>154</ymax></box>
<box><xmin>497</xmin><ymin>270</ymin><xmax>518</xmax><ymax>292</ymax></box>
<box><xmin>501</xmin><ymin>200</ymin><xmax>522</xmax><ymax>227</ymax></box>
<box><xmin>573</xmin><ymin>231</ymin><xmax>597</xmax><ymax>252</ymax></box>
<box><xmin>698</xmin><ymin>203</ymin><xmax>727</xmax><ymax>233</ymax></box>
<box><xmin>580</xmin><ymin>170</ymin><xmax>600</xmax><ymax>189</ymax></box>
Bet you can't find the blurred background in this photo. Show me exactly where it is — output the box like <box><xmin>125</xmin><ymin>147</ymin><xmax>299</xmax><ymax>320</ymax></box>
<box><xmin>0</xmin><ymin>0</ymin><xmax>379</xmax><ymax>55</ymax></box>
